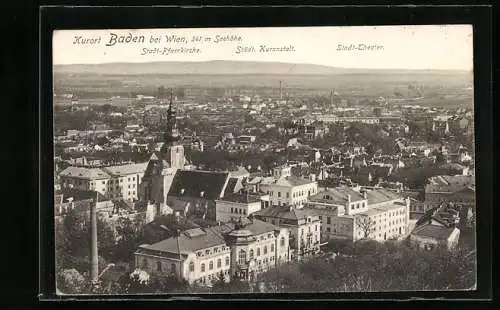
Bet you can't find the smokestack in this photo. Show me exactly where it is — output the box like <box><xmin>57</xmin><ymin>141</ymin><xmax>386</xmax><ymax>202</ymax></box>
<box><xmin>279</xmin><ymin>80</ymin><xmax>283</xmax><ymax>100</ymax></box>
<box><xmin>89</xmin><ymin>192</ymin><xmax>99</xmax><ymax>287</ymax></box>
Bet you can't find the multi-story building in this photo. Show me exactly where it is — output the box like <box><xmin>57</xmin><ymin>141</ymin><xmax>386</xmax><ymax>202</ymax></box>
<box><xmin>259</xmin><ymin>166</ymin><xmax>318</xmax><ymax>207</ymax></box>
<box><xmin>134</xmin><ymin>226</ymin><xmax>231</xmax><ymax>286</ymax></box>
<box><xmin>215</xmin><ymin>192</ymin><xmax>264</xmax><ymax>223</ymax></box>
<box><xmin>59</xmin><ymin>166</ymin><xmax>111</xmax><ymax>193</ymax></box>
<box><xmin>253</xmin><ymin>205</ymin><xmax>321</xmax><ymax>260</ymax></box>
<box><xmin>305</xmin><ymin>186</ymin><xmax>410</xmax><ymax>242</ymax></box>
<box><xmin>134</xmin><ymin>217</ymin><xmax>290</xmax><ymax>286</ymax></box>
<box><xmin>425</xmin><ymin>175</ymin><xmax>475</xmax><ymax>209</ymax></box>
<box><xmin>59</xmin><ymin>163</ymin><xmax>148</xmax><ymax>202</ymax></box>
<box><xmin>101</xmin><ymin>163</ymin><xmax>148</xmax><ymax>201</ymax></box>
<box><xmin>223</xmin><ymin>218</ymin><xmax>290</xmax><ymax>281</ymax></box>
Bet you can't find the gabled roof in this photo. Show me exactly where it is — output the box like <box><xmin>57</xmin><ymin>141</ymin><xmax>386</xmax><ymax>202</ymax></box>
<box><xmin>366</xmin><ymin>188</ymin><xmax>402</xmax><ymax>205</ymax></box>
<box><xmin>102</xmin><ymin>162</ymin><xmax>148</xmax><ymax>176</ymax></box>
<box><xmin>139</xmin><ymin>226</ymin><xmax>226</xmax><ymax>255</ymax></box>
<box><xmin>217</xmin><ymin>192</ymin><xmax>261</xmax><ymax>204</ymax></box>
<box><xmin>254</xmin><ymin>206</ymin><xmax>319</xmax><ymax>222</ymax></box>
<box><xmin>59</xmin><ymin>166</ymin><xmax>110</xmax><ymax>180</ymax></box>
<box><xmin>411</xmin><ymin>224</ymin><xmax>457</xmax><ymax>240</ymax></box>
<box><xmin>168</xmin><ymin>170</ymin><xmax>229</xmax><ymax>200</ymax></box>
<box><xmin>309</xmin><ymin>186</ymin><xmax>365</xmax><ymax>205</ymax></box>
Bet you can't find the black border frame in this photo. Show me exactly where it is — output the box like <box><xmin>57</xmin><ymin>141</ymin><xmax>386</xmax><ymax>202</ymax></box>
<box><xmin>39</xmin><ymin>5</ymin><xmax>493</xmax><ymax>301</ymax></box>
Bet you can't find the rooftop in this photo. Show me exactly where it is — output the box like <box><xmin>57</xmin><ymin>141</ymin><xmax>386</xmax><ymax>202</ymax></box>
<box><xmin>309</xmin><ymin>186</ymin><xmax>365</xmax><ymax>205</ymax></box>
<box><xmin>102</xmin><ymin>162</ymin><xmax>148</xmax><ymax>176</ymax></box>
<box><xmin>139</xmin><ymin>226</ymin><xmax>226</xmax><ymax>255</ymax></box>
<box><xmin>274</xmin><ymin>176</ymin><xmax>316</xmax><ymax>187</ymax></box>
<box><xmin>59</xmin><ymin>166</ymin><xmax>111</xmax><ymax>180</ymax></box>
<box><xmin>366</xmin><ymin>188</ymin><xmax>402</xmax><ymax>205</ymax></box>
<box><xmin>217</xmin><ymin>192</ymin><xmax>261</xmax><ymax>204</ymax></box>
<box><xmin>254</xmin><ymin>206</ymin><xmax>319</xmax><ymax>222</ymax></box>
<box><xmin>168</xmin><ymin>170</ymin><xmax>229</xmax><ymax>200</ymax></box>
<box><xmin>411</xmin><ymin>224</ymin><xmax>457</xmax><ymax>240</ymax></box>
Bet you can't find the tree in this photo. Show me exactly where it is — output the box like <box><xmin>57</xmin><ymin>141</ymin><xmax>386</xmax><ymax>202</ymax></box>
<box><xmin>56</xmin><ymin>268</ymin><xmax>89</xmax><ymax>294</ymax></box>
<box><xmin>355</xmin><ymin>215</ymin><xmax>376</xmax><ymax>240</ymax></box>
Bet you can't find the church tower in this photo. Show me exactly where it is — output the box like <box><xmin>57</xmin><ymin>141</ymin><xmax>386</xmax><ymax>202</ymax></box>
<box><xmin>140</xmin><ymin>88</ymin><xmax>186</xmax><ymax>209</ymax></box>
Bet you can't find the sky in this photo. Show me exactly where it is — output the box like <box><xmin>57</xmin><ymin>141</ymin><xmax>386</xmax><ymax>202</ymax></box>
<box><xmin>53</xmin><ymin>25</ymin><xmax>473</xmax><ymax>70</ymax></box>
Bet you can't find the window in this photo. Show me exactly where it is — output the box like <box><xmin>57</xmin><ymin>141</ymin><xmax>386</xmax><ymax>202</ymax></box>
<box><xmin>189</xmin><ymin>262</ymin><xmax>195</xmax><ymax>272</ymax></box>
<box><xmin>326</xmin><ymin>227</ymin><xmax>331</xmax><ymax>232</ymax></box>
<box><xmin>128</xmin><ymin>184</ymin><xmax>130</xmax><ymax>188</ymax></box>
<box><xmin>264</xmin><ymin>246</ymin><xmax>268</xmax><ymax>255</ymax></box>
<box><xmin>238</xmin><ymin>250</ymin><xmax>247</xmax><ymax>265</ymax></box>
<box><xmin>102</xmin><ymin>181</ymin><xmax>105</xmax><ymax>185</ymax></box>
<box><xmin>201</xmin><ymin>263</ymin><xmax>206</xmax><ymax>272</ymax></box>
<box><xmin>225</xmin><ymin>256</ymin><xmax>230</xmax><ymax>266</ymax></box>
<box><xmin>286</xmin><ymin>193</ymin><xmax>289</xmax><ymax>198</ymax></box>
<box><xmin>209</xmin><ymin>261</ymin><xmax>214</xmax><ymax>270</ymax></box>
<box><xmin>217</xmin><ymin>259</ymin><xmax>222</xmax><ymax>268</ymax></box>
<box><xmin>271</xmin><ymin>244</ymin><xmax>274</xmax><ymax>252</ymax></box>
<box><xmin>278</xmin><ymin>192</ymin><xmax>281</xmax><ymax>198</ymax></box>
<box><xmin>128</xmin><ymin>178</ymin><xmax>130</xmax><ymax>181</ymax></box>
<box><xmin>257</xmin><ymin>247</ymin><xmax>261</xmax><ymax>256</ymax></box>
<box><xmin>327</xmin><ymin>217</ymin><xmax>331</xmax><ymax>224</ymax></box>
<box><xmin>319</xmin><ymin>216</ymin><xmax>322</xmax><ymax>220</ymax></box>
<box><xmin>133</xmin><ymin>177</ymin><xmax>135</xmax><ymax>181</ymax></box>
<box><xmin>280</xmin><ymin>237</ymin><xmax>285</xmax><ymax>247</ymax></box>
<box><xmin>249</xmin><ymin>249</ymin><xmax>254</xmax><ymax>259</ymax></box>
<box><xmin>231</xmin><ymin>207</ymin><xmax>233</xmax><ymax>213</ymax></box>
<box><xmin>171</xmin><ymin>263</ymin><xmax>176</xmax><ymax>274</ymax></box>
<box><xmin>243</xmin><ymin>209</ymin><xmax>247</xmax><ymax>215</ymax></box>
<box><xmin>315</xmin><ymin>225</ymin><xmax>318</xmax><ymax>231</ymax></box>
<box><xmin>120</xmin><ymin>179</ymin><xmax>123</xmax><ymax>183</ymax></box>
<box><xmin>156</xmin><ymin>261</ymin><xmax>162</xmax><ymax>272</ymax></box>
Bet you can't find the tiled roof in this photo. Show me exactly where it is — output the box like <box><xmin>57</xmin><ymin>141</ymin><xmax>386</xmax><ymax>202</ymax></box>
<box><xmin>309</xmin><ymin>186</ymin><xmax>365</xmax><ymax>205</ymax></box>
<box><xmin>366</xmin><ymin>188</ymin><xmax>402</xmax><ymax>205</ymax></box>
<box><xmin>411</xmin><ymin>224</ymin><xmax>456</xmax><ymax>240</ymax></box>
<box><xmin>59</xmin><ymin>166</ymin><xmax>110</xmax><ymax>180</ymax></box>
<box><xmin>254</xmin><ymin>206</ymin><xmax>319</xmax><ymax>221</ymax></box>
<box><xmin>218</xmin><ymin>192</ymin><xmax>261</xmax><ymax>204</ymax></box>
<box><xmin>168</xmin><ymin>170</ymin><xmax>229</xmax><ymax>200</ymax></box>
<box><xmin>224</xmin><ymin>178</ymin><xmax>239</xmax><ymax>194</ymax></box>
<box><xmin>140</xmin><ymin>226</ymin><xmax>226</xmax><ymax>254</ymax></box>
<box><xmin>102</xmin><ymin>162</ymin><xmax>148</xmax><ymax>176</ymax></box>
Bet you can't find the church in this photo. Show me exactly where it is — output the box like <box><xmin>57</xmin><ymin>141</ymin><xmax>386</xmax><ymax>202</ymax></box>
<box><xmin>140</xmin><ymin>89</ymin><xmax>189</xmax><ymax>217</ymax></box>
<box><xmin>140</xmin><ymin>89</ymin><xmax>235</xmax><ymax>222</ymax></box>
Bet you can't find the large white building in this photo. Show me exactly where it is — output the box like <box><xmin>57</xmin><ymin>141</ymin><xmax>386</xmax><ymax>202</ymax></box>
<box><xmin>305</xmin><ymin>187</ymin><xmax>410</xmax><ymax>242</ymax></box>
<box><xmin>134</xmin><ymin>218</ymin><xmax>290</xmax><ymax>286</ymax></box>
<box><xmin>59</xmin><ymin>162</ymin><xmax>148</xmax><ymax>202</ymax></box>
<box><xmin>259</xmin><ymin>166</ymin><xmax>318</xmax><ymax>207</ymax></box>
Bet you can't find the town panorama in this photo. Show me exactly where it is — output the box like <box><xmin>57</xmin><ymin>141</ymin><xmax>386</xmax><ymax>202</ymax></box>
<box><xmin>53</xmin><ymin>61</ymin><xmax>476</xmax><ymax>294</ymax></box>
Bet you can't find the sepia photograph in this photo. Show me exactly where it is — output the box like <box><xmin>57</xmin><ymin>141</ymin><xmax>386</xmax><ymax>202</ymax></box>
<box><xmin>51</xmin><ymin>25</ymin><xmax>477</xmax><ymax>295</ymax></box>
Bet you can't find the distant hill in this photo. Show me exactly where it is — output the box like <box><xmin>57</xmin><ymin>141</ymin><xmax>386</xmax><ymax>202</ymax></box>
<box><xmin>54</xmin><ymin>60</ymin><xmax>471</xmax><ymax>76</ymax></box>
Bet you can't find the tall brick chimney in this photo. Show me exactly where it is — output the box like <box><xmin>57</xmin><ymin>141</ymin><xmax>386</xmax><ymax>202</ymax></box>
<box><xmin>89</xmin><ymin>192</ymin><xmax>99</xmax><ymax>287</ymax></box>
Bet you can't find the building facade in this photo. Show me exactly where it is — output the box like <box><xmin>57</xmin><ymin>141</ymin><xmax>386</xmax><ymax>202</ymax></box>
<box><xmin>259</xmin><ymin>166</ymin><xmax>318</xmax><ymax>207</ymax></box>
<box><xmin>305</xmin><ymin>187</ymin><xmax>410</xmax><ymax>242</ymax></box>
<box><xmin>215</xmin><ymin>193</ymin><xmax>264</xmax><ymax>223</ymax></box>
<box><xmin>253</xmin><ymin>206</ymin><xmax>321</xmax><ymax>260</ymax></box>
<box><xmin>134</xmin><ymin>218</ymin><xmax>290</xmax><ymax>286</ymax></box>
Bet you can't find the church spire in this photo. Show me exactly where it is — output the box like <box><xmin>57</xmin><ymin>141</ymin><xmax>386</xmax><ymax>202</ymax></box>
<box><xmin>164</xmin><ymin>88</ymin><xmax>179</xmax><ymax>145</ymax></box>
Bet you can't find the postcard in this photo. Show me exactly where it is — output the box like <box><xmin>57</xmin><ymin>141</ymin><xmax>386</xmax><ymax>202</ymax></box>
<box><xmin>52</xmin><ymin>25</ymin><xmax>476</xmax><ymax>295</ymax></box>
